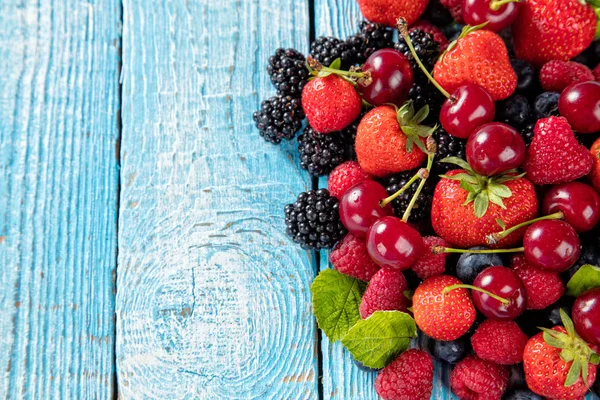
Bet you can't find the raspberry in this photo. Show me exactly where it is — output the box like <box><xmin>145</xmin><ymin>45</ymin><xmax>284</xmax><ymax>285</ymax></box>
<box><xmin>412</xmin><ymin>236</ymin><xmax>447</xmax><ymax>279</ymax></box>
<box><xmin>329</xmin><ymin>233</ymin><xmax>380</xmax><ymax>282</ymax></box>
<box><xmin>510</xmin><ymin>255</ymin><xmax>564</xmax><ymax>310</ymax></box>
<box><xmin>410</xmin><ymin>20</ymin><xmax>449</xmax><ymax>51</ymax></box>
<box><xmin>328</xmin><ymin>161</ymin><xmax>372</xmax><ymax>199</ymax></box>
<box><xmin>375</xmin><ymin>349</ymin><xmax>434</xmax><ymax>400</ymax></box>
<box><xmin>451</xmin><ymin>355</ymin><xmax>510</xmax><ymax>400</ymax></box>
<box><xmin>439</xmin><ymin>0</ymin><xmax>464</xmax><ymax>23</ymax></box>
<box><xmin>539</xmin><ymin>60</ymin><xmax>595</xmax><ymax>92</ymax></box>
<box><xmin>471</xmin><ymin>320</ymin><xmax>528</xmax><ymax>365</ymax></box>
<box><xmin>359</xmin><ymin>268</ymin><xmax>409</xmax><ymax>319</ymax></box>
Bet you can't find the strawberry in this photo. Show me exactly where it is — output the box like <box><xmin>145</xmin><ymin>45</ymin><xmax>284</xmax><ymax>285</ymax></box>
<box><xmin>411</xmin><ymin>236</ymin><xmax>447</xmax><ymax>279</ymax></box>
<box><xmin>375</xmin><ymin>349</ymin><xmax>434</xmax><ymax>400</ymax></box>
<box><xmin>471</xmin><ymin>320</ymin><xmax>528</xmax><ymax>365</ymax></box>
<box><xmin>513</xmin><ymin>0</ymin><xmax>596</xmax><ymax>67</ymax></box>
<box><xmin>589</xmin><ymin>138</ymin><xmax>600</xmax><ymax>193</ymax></box>
<box><xmin>430</xmin><ymin>159</ymin><xmax>538</xmax><ymax>249</ymax></box>
<box><xmin>433</xmin><ymin>28</ymin><xmax>516</xmax><ymax>100</ymax></box>
<box><xmin>413</xmin><ymin>275</ymin><xmax>476</xmax><ymax>341</ymax></box>
<box><xmin>539</xmin><ymin>60</ymin><xmax>595</xmax><ymax>92</ymax></box>
<box><xmin>440</xmin><ymin>0</ymin><xmax>464</xmax><ymax>23</ymax></box>
<box><xmin>450</xmin><ymin>355</ymin><xmax>510</xmax><ymax>400</ymax></box>
<box><xmin>510</xmin><ymin>254</ymin><xmax>564</xmax><ymax>310</ymax></box>
<box><xmin>356</xmin><ymin>0</ymin><xmax>429</xmax><ymax>27</ymax></box>
<box><xmin>411</xmin><ymin>20</ymin><xmax>449</xmax><ymax>51</ymax></box>
<box><xmin>359</xmin><ymin>268</ymin><xmax>409</xmax><ymax>319</ymax></box>
<box><xmin>523</xmin><ymin>311</ymin><xmax>599</xmax><ymax>400</ymax></box>
<box><xmin>327</xmin><ymin>161</ymin><xmax>372</xmax><ymax>199</ymax></box>
<box><xmin>524</xmin><ymin>117</ymin><xmax>594</xmax><ymax>185</ymax></box>
<box><xmin>355</xmin><ymin>103</ymin><xmax>435</xmax><ymax>177</ymax></box>
<box><xmin>330</xmin><ymin>233</ymin><xmax>381</xmax><ymax>282</ymax></box>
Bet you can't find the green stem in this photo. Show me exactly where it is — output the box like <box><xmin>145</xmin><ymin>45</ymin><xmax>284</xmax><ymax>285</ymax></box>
<box><xmin>319</xmin><ymin>66</ymin><xmax>367</xmax><ymax>79</ymax></box>
<box><xmin>444</xmin><ymin>284</ymin><xmax>511</xmax><ymax>305</ymax></box>
<box><xmin>487</xmin><ymin>211</ymin><xmax>564</xmax><ymax>245</ymax></box>
<box><xmin>380</xmin><ymin>172</ymin><xmax>420</xmax><ymax>208</ymax></box>
<box><xmin>489</xmin><ymin>0</ymin><xmax>523</xmax><ymax>11</ymax></box>
<box><xmin>402</xmin><ymin>153</ymin><xmax>435</xmax><ymax>222</ymax></box>
<box><xmin>433</xmin><ymin>246</ymin><xmax>524</xmax><ymax>255</ymax></box>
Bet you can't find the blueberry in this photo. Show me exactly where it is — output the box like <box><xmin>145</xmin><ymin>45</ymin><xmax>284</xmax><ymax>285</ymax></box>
<box><xmin>511</xmin><ymin>59</ymin><xmax>537</xmax><ymax>95</ymax></box>
<box><xmin>430</xmin><ymin>336</ymin><xmax>469</xmax><ymax>364</ymax></box>
<box><xmin>496</xmin><ymin>94</ymin><xmax>532</xmax><ymax>129</ymax></box>
<box><xmin>444</xmin><ymin>24</ymin><xmax>465</xmax><ymax>43</ymax></box>
<box><xmin>403</xmin><ymin>268</ymin><xmax>422</xmax><ymax>291</ymax></box>
<box><xmin>507</xmin><ymin>364</ymin><xmax>527</xmax><ymax>390</ymax></box>
<box><xmin>456</xmin><ymin>247</ymin><xmax>504</xmax><ymax>284</ymax></box>
<box><xmin>352</xmin><ymin>358</ymin><xmax>380</xmax><ymax>373</ymax></box>
<box><xmin>534</xmin><ymin>92</ymin><xmax>560</xmax><ymax>120</ymax></box>
<box><xmin>502</xmin><ymin>389</ymin><xmax>544</xmax><ymax>400</ymax></box>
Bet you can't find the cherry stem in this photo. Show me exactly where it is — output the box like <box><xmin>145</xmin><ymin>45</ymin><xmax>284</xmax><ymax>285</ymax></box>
<box><xmin>432</xmin><ymin>246</ymin><xmax>524</xmax><ymax>255</ymax></box>
<box><xmin>486</xmin><ymin>211</ymin><xmax>564</xmax><ymax>245</ymax></box>
<box><xmin>380</xmin><ymin>172</ymin><xmax>420</xmax><ymax>208</ymax></box>
<box><xmin>396</xmin><ymin>18</ymin><xmax>454</xmax><ymax>101</ymax></box>
<box><xmin>444</xmin><ymin>284</ymin><xmax>511</xmax><ymax>305</ymax></box>
<box><xmin>489</xmin><ymin>0</ymin><xmax>523</xmax><ymax>11</ymax></box>
<box><xmin>402</xmin><ymin>152</ymin><xmax>435</xmax><ymax>222</ymax></box>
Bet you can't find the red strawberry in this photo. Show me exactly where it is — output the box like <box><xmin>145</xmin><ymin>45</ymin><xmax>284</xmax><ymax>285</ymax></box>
<box><xmin>433</xmin><ymin>29</ymin><xmax>516</xmax><ymax>100</ymax></box>
<box><xmin>450</xmin><ymin>355</ymin><xmax>510</xmax><ymax>400</ymax></box>
<box><xmin>411</xmin><ymin>20</ymin><xmax>449</xmax><ymax>51</ymax></box>
<box><xmin>356</xmin><ymin>0</ymin><xmax>429</xmax><ymax>27</ymax></box>
<box><xmin>510</xmin><ymin>254</ymin><xmax>564</xmax><ymax>310</ymax></box>
<box><xmin>540</xmin><ymin>60</ymin><xmax>595</xmax><ymax>92</ymax></box>
<box><xmin>359</xmin><ymin>268</ymin><xmax>409</xmax><ymax>319</ymax></box>
<box><xmin>471</xmin><ymin>320</ymin><xmax>528</xmax><ymax>365</ymax></box>
<box><xmin>513</xmin><ymin>0</ymin><xmax>596</xmax><ymax>67</ymax></box>
<box><xmin>411</xmin><ymin>236</ymin><xmax>447</xmax><ymax>279</ymax></box>
<box><xmin>327</xmin><ymin>161</ymin><xmax>372</xmax><ymax>199</ymax></box>
<box><xmin>355</xmin><ymin>103</ymin><xmax>434</xmax><ymax>177</ymax></box>
<box><xmin>524</xmin><ymin>117</ymin><xmax>594</xmax><ymax>185</ymax></box>
<box><xmin>589</xmin><ymin>138</ymin><xmax>600</xmax><ymax>193</ymax></box>
<box><xmin>375</xmin><ymin>349</ymin><xmax>434</xmax><ymax>400</ymax></box>
<box><xmin>524</xmin><ymin>314</ymin><xmax>598</xmax><ymax>400</ymax></box>
<box><xmin>440</xmin><ymin>0</ymin><xmax>464</xmax><ymax>23</ymax></box>
<box><xmin>302</xmin><ymin>74</ymin><xmax>362</xmax><ymax>133</ymax></box>
<box><xmin>413</xmin><ymin>275</ymin><xmax>476</xmax><ymax>341</ymax></box>
<box><xmin>431</xmin><ymin>167</ymin><xmax>538</xmax><ymax>249</ymax></box>
<box><xmin>330</xmin><ymin>233</ymin><xmax>381</xmax><ymax>282</ymax></box>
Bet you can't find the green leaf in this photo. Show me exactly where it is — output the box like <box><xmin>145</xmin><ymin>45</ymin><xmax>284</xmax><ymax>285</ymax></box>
<box><xmin>488</xmin><ymin>183</ymin><xmax>512</xmax><ymax>198</ymax></box>
<box><xmin>311</xmin><ymin>269</ymin><xmax>366</xmax><ymax>342</ymax></box>
<box><xmin>543</xmin><ymin>330</ymin><xmax>565</xmax><ymax>349</ymax></box>
<box><xmin>561</xmin><ymin>309</ymin><xmax>576</xmax><ymax>337</ymax></box>
<box><xmin>496</xmin><ymin>219</ymin><xmax>506</xmax><ymax>230</ymax></box>
<box><xmin>341</xmin><ymin>311</ymin><xmax>417</xmax><ymax>369</ymax></box>
<box><xmin>440</xmin><ymin>157</ymin><xmax>472</xmax><ymax>171</ymax></box>
<box><xmin>411</xmin><ymin>137</ymin><xmax>429</xmax><ymax>154</ymax></box>
<box><xmin>413</xmin><ymin>105</ymin><xmax>430</xmax><ymax>124</ymax></box>
<box><xmin>405</xmin><ymin>137</ymin><xmax>414</xmax><ymax>153</ymax></box>
<box><xmin>403</xmin><ymin>290</ymin><xmax>414</xmax><ymax>300</ymax></box>
<box><xmin>473</xmin><ymin>192</ymin><xmax>489</xmax><ymax>218</ymax></box>
<box><xmin>440</xmin><ymin>172</ymin><xmax>476</xmax><ymax>182</ymax></box>
<box><xmin>329</xmin><ymin>58</ymin><xmax>342</xmax><ymax>70</ymax></box>
<box><xmin>401</xmin><ymin>125</ymin><xmax>417</xmax><ymax>135</ymax></box>
<box><xmin>582</xmin><ymin>358</ymin><xmax>589</xmax><ymax>386</ymax></box>
<box><xmin>595</xmin><ymin>8</ymin><xmax>600</xmax><ymax>39</ymax></box>
<box><xmin>317</xmin><ymin>70</ymin><xmax>333</xmax><ymax>78</ymax></box>
<box><xmin>591</xmin><ymin>353</ymin><xmax>600</xmax><ymax>365</ymax></box>
<box><xmin>460</xmin><ymin>179</ymin><xmax>477</xmax><ymax>194</ymax></box>
<box><xmin>488</xmin><ymin>192</ymin><xmax>507</xmax><ymax>210</ymax></box>
<box><xmin>494</xmin><ymin>172</ymin><xmax>526</xmax><ymax>184</ymax></box>
<box><xmin>464</xmin><ymin>191</ymin><xmax>478</xmax><ymax>206</ymax></box>
<box><xmin>564</xmin><ymin>358</ymin><xmax>582</xmax><ymax>387</ymax></box>
<box><xmin>566</xmin><ymin>265</ymin><xmax>600</xmax><ymax>297</ymax></box>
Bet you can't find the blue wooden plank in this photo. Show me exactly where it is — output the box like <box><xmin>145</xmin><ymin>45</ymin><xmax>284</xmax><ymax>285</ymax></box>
<box><xmin>0</xmin><ymin>0</ymin><xmax>120</xmax><ymax>398</ymax></box>
<box><xmin>117</xmin><ymin>0</ymin><xmax>317</xmax><ymax>398</ymax></box>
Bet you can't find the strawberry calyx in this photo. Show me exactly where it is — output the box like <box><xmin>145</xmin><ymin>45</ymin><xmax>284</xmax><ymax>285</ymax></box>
<box><xmin>540</xmin><ymin>309</ymin><xmax>599</xmax><ymax>387</ymax></box>
<box><xmin>440</xmin><ymin>157</ymin><xmax>525</xmax><ymax>218</ymax></box>
<box><xmin>306</xmin><ymin>56</ymin><xmax>372</xmax><ymax>86</ymax></box>
<box><xmin>442</xmin><ymin>22</ymin><xmax>489</xmax><ymax>61</ymax></box>
<box><xmin>395</xmin><ymin>101</ymin><xmax>437</xmax><ymax>155</ymax></box>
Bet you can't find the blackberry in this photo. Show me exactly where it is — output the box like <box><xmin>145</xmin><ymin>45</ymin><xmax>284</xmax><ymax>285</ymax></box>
<box><xmin>496</xmin><ymin>94</ymin><xmax>532</xmax><ymax>129</ymax></box>
<box><xmin>381</xmin><ymin>168</ymin><xmax>436</xmax><ymax>222</ymax></box>
<box><xmin>511</xmin><ymin>59</ymin><xmax>539</xmax><ymax>97</ymax></box>
<box><xmin>409</xmin><ymin>76</ymin><xmax>446</xmax><ymax>122</ymax></box>
<box><xmin>423</xmin><ymin>0</ymin><xmax>454</xmax><ymax>26</ymax></box>
<box><xmin>395</xmin><ymin>29</ymin><xmax>441</xmax><ymax>72</ymax></box>
<box><xmin>358</xmin><ymin>21</ymin><xmax>394</xmax><ymax>60</ymax></box>
<box><xmin>253</xmin><ymin>95</ymin><xmax>304</xmax><ymax>144</ymax></box>
<box><xmin>533</xmin><ymin>92</ymin><xmax>560</xmax><ymax>119</ymax></box>
<box><xmin>432</xmin><ymin>127</ymin><xmax>467</xmax><ymax>173</ymax></box>
<box><xmin>340</xmin><ymin>110</ymin><xmax>366</xmax><ymax>161</ymax></box>
<box><xmin>310</xmin><ymin>36</ymin><xmax>356</xmax><ymax>69</ymax></box>
<box><xmin>284</xmin><ymin>189</ymin><xmax>347</xmax><ymax>250</ymax></box>
<box><xmin>520</xmin><ymin>123</ymin><xmax>535</xmax><ymax>147</ymax></box>
<box><xmin>298</xmin><ymin>126</ymin><xmax>345</xmax><ymax>176</ymax></box>
<box><xmin>266</xmin><ymin>48</ymin><xmax>310</xmax><ymax>97</ymax></box>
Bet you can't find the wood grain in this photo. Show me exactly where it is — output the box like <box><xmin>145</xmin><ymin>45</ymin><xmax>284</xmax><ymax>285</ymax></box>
<box><xmin>0</xmin><ymin>0</ymin><xmax>120</xmax><ymax>398</ymax></box>
<box><xmin>117</xmin><ymin>0</ymin><xmax>318</xmax><ymax>398</ymax></box>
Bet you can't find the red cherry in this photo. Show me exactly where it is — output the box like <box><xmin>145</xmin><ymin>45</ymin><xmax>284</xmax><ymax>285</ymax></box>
<box><xmin>462</xmin><ymin>0</ymin><xmax>523</xmax><ymax>33</ymax></box>
<box><xmin>558</xmin><ymin>81</ymin><xmax>600</xmax><ymax>134</ymax></box>
<box><xmin>359</xmin><ymin>49</ymin><xmax>414</xmax><ymax>107</ymax></box>
<box><xmin>472</xmin><ymin>266</ymin><xmax>526</xmax><ymax>320</ymax></box>
<box><xmin>466</xmin><ymin>122</ymin><xmax>526</xmax><ymax>176</ymax></box>
<box><xmin>366</xmin><ymin>216</ymin><xmax>424</xmax><ymax>270</ymax></box>
<box><xmin>339</xmin><ymin>180</ymin><xmax>393</xmax><ymax>237</ymax></box>
<box><xmin>440</xmin><ymin>84</ymin><xmax>496</xmax><ymax>139</ymax></box>
<box><xmin>523</xmin><ymin>220</ymin><xmax>581</xmax><ymax>272</ymax></box>
<box><xmin>572</xmin><ymin>287</ymin><xmax>600</xmax><ymax>346</ymax></box>
<box><xmin>542</xmin><ymin>182</ymin><xmax>600</xmax><ymax>233</ymax></box>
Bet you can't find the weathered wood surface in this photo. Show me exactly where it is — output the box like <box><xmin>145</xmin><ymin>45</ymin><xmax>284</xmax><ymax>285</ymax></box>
<box><xmin>0</xmin><ymin>0</ymin><xmax>121</xmax><ymax>398</ymax></box>
<box><xmin>116</xmin><ymin>0</ymin><xmax>318</xmax><ymax>398</ymax></box>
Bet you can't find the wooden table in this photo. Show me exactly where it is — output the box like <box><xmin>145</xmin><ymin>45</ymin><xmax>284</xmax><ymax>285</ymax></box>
<box><xmin>1</xmin><ymin>0</ymin><xmax>598</xmax><ymax>398</ymax></box>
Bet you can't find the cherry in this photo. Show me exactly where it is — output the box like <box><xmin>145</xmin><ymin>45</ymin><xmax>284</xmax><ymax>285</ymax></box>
<box><xmin>542</xmin><ymin>182</ymin><xmax>600</xmax><ymax>233</ymax></box>
<box><xmin>558</xmin><ymin>81</ymin><xmax>600</xmax><ymax>134</ymax></box>
<box><xmin>463</xmin><ymin>0</ymin><xmax>523</xmax><ymax>33</ymax></box>
<box><xmin>339</xmin><ymin>180</ymin><xmax>393</xmax><ymax>237</ymax></box>
<box><xmin>471</xmin><ymin>266</ymin><xmax>526</xmax><ymax>320</ymax></box>
<box><xmin>366</xmin><ymin>216</ymin><xmax>424</xmax><ymax>270</ymax></box>
<box><xmin>523</xmin><ymin>220</ymin><xmax>581</xmax><ymax>273</ymax></box>
<box><xmin>359</xmin><ymin>49</ymin><xmax>414</xmax><ymax>107</ymax></box>
<box><xmin>466</xmin><ymin>122</ymin><xmax>526</xmax><ymax>176</ymax></box>
<box><xmin>572</xmin><ymin>287</ymin><xmax>600</xmax><ymax>346</ymax></box>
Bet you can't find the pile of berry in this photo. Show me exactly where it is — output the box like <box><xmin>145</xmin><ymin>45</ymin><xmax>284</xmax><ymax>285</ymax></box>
<box><xmin>255</xmin><ymin>0</ymin><xmax>600</xmax><ymax>398</ymax></box>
